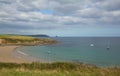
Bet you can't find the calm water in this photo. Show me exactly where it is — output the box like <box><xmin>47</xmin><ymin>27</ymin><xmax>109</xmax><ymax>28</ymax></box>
<box><xmin>20</xmin><ymin>37</ymin><xmax>120</xmax><ymax>67</ymax></box>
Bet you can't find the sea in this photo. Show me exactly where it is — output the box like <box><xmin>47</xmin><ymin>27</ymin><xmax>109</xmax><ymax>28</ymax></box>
<box><xmin>18</xmin><ymin>37</ymin><xmax>120</xmax><ymax>67</ymax></box>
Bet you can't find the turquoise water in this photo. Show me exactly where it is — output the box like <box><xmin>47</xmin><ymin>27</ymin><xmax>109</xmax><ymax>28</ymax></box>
<box><xmin>20</xmin><ymin>37</ymin><xmax>120</xmax><ymax>67</ymax></box>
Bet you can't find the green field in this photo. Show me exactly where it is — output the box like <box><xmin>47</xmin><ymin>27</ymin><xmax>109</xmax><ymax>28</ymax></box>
<box><xmin>0</xmin><ymin>34</ymin><xmax>56</xmax><ymax>45</ymax></box>
<box><xmin>0</xmin><ymin>62</ymin><xmax>120</xmax><ymax>76</ymax></box>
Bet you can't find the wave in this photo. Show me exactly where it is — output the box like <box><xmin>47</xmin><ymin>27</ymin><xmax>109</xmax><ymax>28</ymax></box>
<box><xmin>17</xmin><ymin>50</ymin><xmax>28</xmax><ymax>56</ymax></box>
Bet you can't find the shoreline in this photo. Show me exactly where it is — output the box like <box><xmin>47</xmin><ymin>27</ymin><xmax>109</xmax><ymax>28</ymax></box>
<box><xmin>0</xmin><ymin>45</ymin><xmax>51</xmax><ymax>63</ymax></box>
<box><xmin>0</xmin><ymin>45</ymin><xmax>34</xmax><ymax>63</ymax></box>
<box><xmin>0</xmin><ymin>45</ymin><xmax>120</xmax><ymax>68</ymax></box>
<box><xmin>13</xmin><ymin>46</ymin><xmax>49</xmax><ymax>63</ymax></box>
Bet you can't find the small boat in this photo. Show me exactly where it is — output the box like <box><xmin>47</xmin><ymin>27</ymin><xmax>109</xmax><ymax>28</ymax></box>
<box><xmin>106</xmin><ymin>42</ymin><xmax>110</xmax><ymax>50</ymax></box>
<box><xmin>90</xmin><ymin>44</ymin><xmax>94</xmax><ymax>46</ymax></box>
<box><xmin>106</xmin><ymin>46</ymin><xmax>110</xmax><ymax>50</ymax></box>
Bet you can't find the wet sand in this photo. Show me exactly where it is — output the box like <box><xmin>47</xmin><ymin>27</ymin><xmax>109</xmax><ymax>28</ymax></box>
<box><xmin>0</xmin><ymin>46</ymin><xmax>30</xmax><ymax>63</ymax></box>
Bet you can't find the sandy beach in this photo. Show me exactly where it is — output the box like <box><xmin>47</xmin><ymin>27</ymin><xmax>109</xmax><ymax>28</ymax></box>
<box><xmin>0</xmin><ymin>46</ymin><xmax>30</xmax><ymax>63</ymax></box>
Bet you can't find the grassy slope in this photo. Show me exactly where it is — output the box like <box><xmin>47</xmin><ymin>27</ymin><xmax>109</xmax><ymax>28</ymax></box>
<box><xmin>0</xmin><ymin>34</ymin><xmax>56</xmax><ymax>45</ymax></box>
<box><xmin>0</xmin><ymin>62</ymin><xmax>120</xmax><ymax>76</ymax></box>
<box><xmin>0</xmin><ymin>34</ymin><xmax>34</xmax><ymax>40</ymax></box>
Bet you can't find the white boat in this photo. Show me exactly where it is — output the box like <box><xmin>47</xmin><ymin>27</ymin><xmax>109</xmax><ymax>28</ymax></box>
<box><xmin>90</xmin><ymin>44</ymin><xmax>94</xmax><ymax>46</ymax></box>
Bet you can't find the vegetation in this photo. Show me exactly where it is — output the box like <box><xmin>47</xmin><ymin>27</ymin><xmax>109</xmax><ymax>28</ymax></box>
<box><xmin>0</xmin><ymin>62</ymin><xmax>120</xmax><ymax>76</ymax></box>
<box><xmin>0</xmin><ymin>34</ymin><xmax>56</xmax><ymax>45</ymax></box>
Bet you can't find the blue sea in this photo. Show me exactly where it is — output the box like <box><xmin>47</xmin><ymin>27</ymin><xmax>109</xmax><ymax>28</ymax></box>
<box><xmin>19</xmin><ymin>37</ymin><xmax>120</xmax><ymax>67</ymax></box>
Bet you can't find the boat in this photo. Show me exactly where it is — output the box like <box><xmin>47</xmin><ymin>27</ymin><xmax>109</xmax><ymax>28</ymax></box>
<box><xmin>106</xmin><ymin>41</ymin><xmax>110</xmax><ymax>50</ymax></box>
<box><xmin>90</xmin><ymin>44</ymin><xmax>94</xmax><ymax>46</ymax></box>
<box><xmin>106</xmin><ymin>46</ymin><xmax>110</xmax><ymax>50</ymax></box>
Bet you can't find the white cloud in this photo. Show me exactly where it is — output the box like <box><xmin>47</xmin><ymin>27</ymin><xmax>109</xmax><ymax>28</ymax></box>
<box><xmin>0</xmin><ymin>0</ymin><xmax>120</xmax><ymax>34</ymax></box>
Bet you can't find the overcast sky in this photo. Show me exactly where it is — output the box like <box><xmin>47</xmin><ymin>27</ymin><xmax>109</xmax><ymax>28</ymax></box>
<box><xmin>0</xmin><ymin>0</ymin><xmax>120</xmax><ymax>36</ymax></box>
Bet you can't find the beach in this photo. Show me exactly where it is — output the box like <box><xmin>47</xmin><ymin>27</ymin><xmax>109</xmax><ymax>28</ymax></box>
<box><xmin>0</xmin><ymin>46</ymin><xmax>29</xmax><ymax>63</ymax></box>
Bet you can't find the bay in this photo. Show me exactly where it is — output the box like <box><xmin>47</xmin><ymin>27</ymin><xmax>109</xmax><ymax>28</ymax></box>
<box><xmin>19</xmin><ymin>37</ymin><xmax>120</xmax><ymax>67</ymax></box>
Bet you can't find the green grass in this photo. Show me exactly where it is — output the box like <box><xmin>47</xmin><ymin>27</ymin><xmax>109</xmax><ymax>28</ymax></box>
<box><xmin>0</xmin><ymin>34</ymin><xmax>56</xmax><ymax>45</ymax></box>
<box><xmin>0</xmin><ymin>62</ymin><xmax>120</xmax><ymax>76</ymax></box>
<box><xmin>0</xmin><ymin>34</ymin><xmax>34</xmax><ymax>40</ymax></box>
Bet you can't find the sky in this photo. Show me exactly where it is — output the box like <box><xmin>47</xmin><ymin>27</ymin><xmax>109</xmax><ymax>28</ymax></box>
<box><xmin>0</xmin><ymin>0</ymin><xmax>120</xmax><ymax>37</ymax></box>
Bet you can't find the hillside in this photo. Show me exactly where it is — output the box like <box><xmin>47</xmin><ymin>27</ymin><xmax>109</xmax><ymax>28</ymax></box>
<box><xmin>0</xmin><ymin>62</ymin><xmax>120</xmax><ymax>76</ymax></box>
<box><xmin>0</xmin><ymin>34</ymin><xmax>56</xmax><ymax>45</ymax></box>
